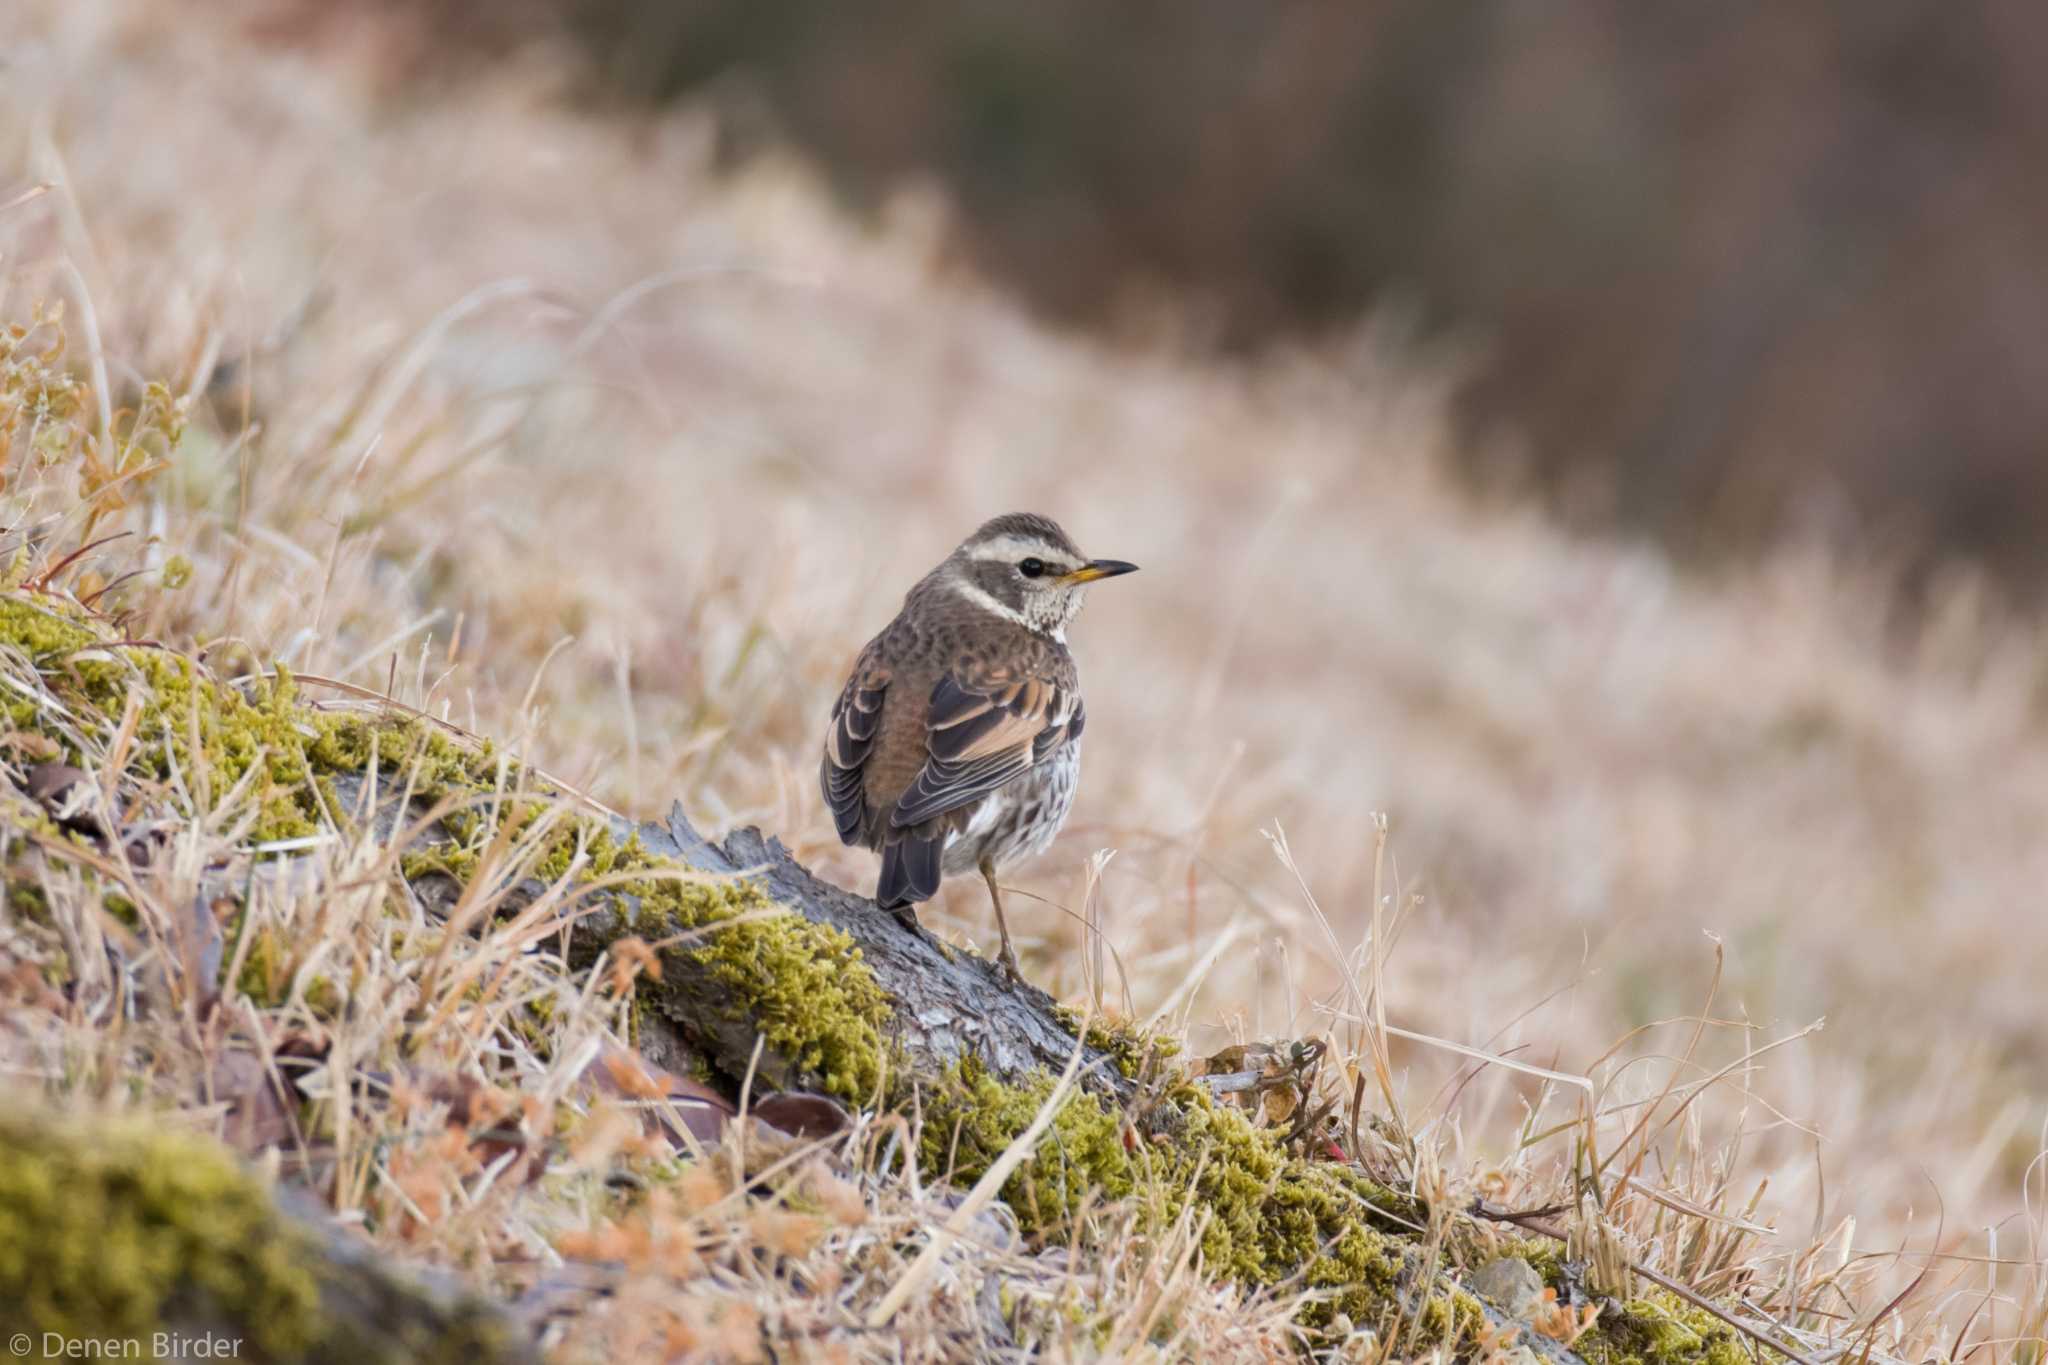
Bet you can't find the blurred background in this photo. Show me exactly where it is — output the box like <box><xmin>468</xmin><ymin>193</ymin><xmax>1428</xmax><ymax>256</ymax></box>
<box><xmin>6</xmin><ymin>0</ymin><xmax>2046</xmax><ymax>1292</ymax></box>
<box><xmin>349</xmin><ymin>0</ymin><xmax>2048</xmax><ymax>596</ymax></box>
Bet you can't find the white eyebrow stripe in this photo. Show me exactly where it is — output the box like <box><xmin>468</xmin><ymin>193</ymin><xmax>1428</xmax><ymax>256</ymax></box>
<box><xmin>966</xmin><ymin>535</ymin><xmax>1079</xmax><ymax>568</ymax></box>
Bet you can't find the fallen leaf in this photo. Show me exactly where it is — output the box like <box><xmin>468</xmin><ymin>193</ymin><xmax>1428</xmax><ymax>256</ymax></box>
<box><xmin>581</xmin><ymin>1043</ymin><xmax>734</xmax><ymax>1147</ymax></box>
<box><xmin>751</xmin><ymin>1091</ymin><xmax>852</xmax><ymax>1140</ymax></box>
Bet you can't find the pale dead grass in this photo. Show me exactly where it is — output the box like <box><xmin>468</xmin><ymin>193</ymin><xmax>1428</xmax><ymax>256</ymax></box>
<box><xmin>2</xmin><ymin>1</ymin><xmax>2046</xmax><ymax>1359</ymax></box>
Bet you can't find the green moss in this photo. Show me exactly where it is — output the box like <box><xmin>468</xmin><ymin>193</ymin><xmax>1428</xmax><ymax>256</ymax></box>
<box><xmin>535</xmin><ymin>822</ymin><xmax>628</xmax><ymax>882</ymax></box>
<box><xmin>0</xmin><ymin>595</ymin><xmax>101</xmax><ymax>660</ymax></box>
<box><xmin>304</xmin><ymin>705</ymin><xmax>504</xmax><ymax>815</ymax></box>
<box><xmin>6</xmin><ymin>879</ymin><xmax>49</xmax><ymax>921</ymax></box>
<box><xmin>226</xmin><ymin>916</ymin><xmax>342</xmax><ymax>1019</ymax></box>
<box><xmin>614</xmin><ymin>849</ymin><xmax>890</xmax><ymax>1105</ymax></box>
<box><xmin>1512</xmin><ymin>1233</ymin><xmax>1568</xmax><ymax>1286</ymax></box>
<box><xmin>0</xmin><ymin>597</ymin><xmax>503</xmax><ymax>847</ymax></box>
<box><xmin>509</xmin><ymin>996</ymin><xmax>561</xmax><ymax>1058</ymax></box>
<box><xmin>0</xmin><ymin>593</ymin><xmax>539</xmax><ymax>1031</ymax></box>
<box><xmin>1056</xmin><ymin>1008</ymin><xmax>1181</xmax><ymax>1080</ymax></box>
<box><xmin>921</xmin><ymin>1063</ymin><xmax>1448</xmax><ymax>1335</ymax></box>
<box><xmin>1575</xmin><ymin>1289</ymin><xmax>1771</xmax><ymax>1365</ymax></box>
<box><xmin>0</xmin><ymin>1108</ymin><xmax>532</xmax><ymax>1362</ymax></box>
<box><xmin>384</xmin><ymin>780</ymin><xmax>892</xmax><ymax>1104</ymax></box>
<box><xmin>0</xmin><ymin>587</ymin><xmax>530</xmax><ymax>875</ymax></box>
<box><xmin>927</xmin><ymin>1057</ymin><xmax>1135</xmax><ymax>1230</ymax></box>
<box><xmin>234</xmin><ymin>924</ymin><xmax>286</xmax><ymax>1006</ymax></box>
<box><xmin>1458</xmin><ymin>1237</ymin><xmax>1764</xmax><ymax>1364</ymax></box>
<box><xmin>1411</xmin><ymin>1286</ymin><xmax>1487</xmax><ymax>1343</ymax></box>
<box><xmin>303</xmin><ymin>974</ymin><xmax>344</xmax><ymax>1020</ymax></box>
<box><xmin>0</xmin><ymin>1109</ymin><xmax>321</xmax><ymax>1352</ymax></box>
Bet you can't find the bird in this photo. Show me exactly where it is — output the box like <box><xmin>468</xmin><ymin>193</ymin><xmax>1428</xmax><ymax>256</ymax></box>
<box><xmin>821</xmin><ymin>512</ymin><xmax>1138</xmax><ymax>980</ymax></box>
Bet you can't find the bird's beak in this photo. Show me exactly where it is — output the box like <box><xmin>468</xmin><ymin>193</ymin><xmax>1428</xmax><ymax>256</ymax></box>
<box><xmin>1059</xmin><ymin>559</ymin><xmax>1140</xmax><ymax>585</ymax></box>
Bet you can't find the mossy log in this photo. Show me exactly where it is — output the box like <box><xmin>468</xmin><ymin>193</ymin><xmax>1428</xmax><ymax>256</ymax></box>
<box><xmin>0</xmin><ymin>1110</ymin><xmax>541</xmax><ymax>1365</ymax></box>
<box><xmin>368</xmin><ymin>766</ymin><xmax>1139</xmax><ymax>1106</ymax></box>
<box><xmin>615</xmin><ymin>803</ymin><xmax>1141</xmax><ymax>1100</ymax></box>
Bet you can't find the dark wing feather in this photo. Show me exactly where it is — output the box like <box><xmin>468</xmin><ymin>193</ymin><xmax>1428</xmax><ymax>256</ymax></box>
<box><xmin>890</xmin><ymin>672</ymin><xmax>1079</xmax><ymax>830</ymax></box>
<box><xmin>821</xmin><ymin>661</ymin><xmax>889</xmax><ymax>846</ymax></box>
<box><xmin>876</xmin><ymin>833</ymin><xmax>944</xmax><ymax>908</ymax></box>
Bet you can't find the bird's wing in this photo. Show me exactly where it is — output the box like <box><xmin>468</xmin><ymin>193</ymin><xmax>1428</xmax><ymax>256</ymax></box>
<box><xmin>821</xmin><ymin>656</ymin><xmax>889</xmax><ymax>846</ymax></box>
<box><xmin>889</xmin><ymin>669</ymin><xmax>1082</xmax><ymax>830</ymax></box>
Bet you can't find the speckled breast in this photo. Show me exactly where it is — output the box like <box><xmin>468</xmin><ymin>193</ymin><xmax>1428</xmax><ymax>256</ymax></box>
<box><xmin>940</xmin><ymin>740</ymin><xmax>1081</xmax><ymax>876</ymax></box>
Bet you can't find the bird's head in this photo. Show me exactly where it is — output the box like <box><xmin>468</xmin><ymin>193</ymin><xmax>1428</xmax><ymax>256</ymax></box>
<box><xmin>938</xmin><ymin>512</ymin><xmax>1138</xmax><ymax>638</ymax></box>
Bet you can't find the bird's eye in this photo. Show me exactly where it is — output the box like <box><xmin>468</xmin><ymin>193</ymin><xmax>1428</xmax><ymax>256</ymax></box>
<box><xmin>1018</xmin><ymin>558</ymin><xmax>1046</xmax><ymax>579</ymax></box>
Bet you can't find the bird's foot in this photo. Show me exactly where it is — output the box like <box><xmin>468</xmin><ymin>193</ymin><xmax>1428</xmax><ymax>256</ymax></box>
<box><xmin>996</xmin><ymin>941</ymin><xmax>1023</xmax><ymax>984</ymax></box>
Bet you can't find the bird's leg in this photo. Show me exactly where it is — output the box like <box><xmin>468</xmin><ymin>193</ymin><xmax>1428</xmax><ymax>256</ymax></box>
<box><xmin>978</xmin><ymin>855</ymin><xmax>1021</xmax><ymax>981</ymax></box>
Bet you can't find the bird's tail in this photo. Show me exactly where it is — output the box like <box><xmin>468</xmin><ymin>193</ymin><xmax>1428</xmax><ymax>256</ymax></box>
<box><xmin>877</xmin><ymin>834</ymin><xmax>943</xmax><ymax>909</ymax></box>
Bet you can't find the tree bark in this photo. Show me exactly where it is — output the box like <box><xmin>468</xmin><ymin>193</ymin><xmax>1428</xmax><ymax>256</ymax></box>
<box><xmin>622</xmin><ymin>803</ymin><xmax>1137</xmax><ymax>1099</ymax></box>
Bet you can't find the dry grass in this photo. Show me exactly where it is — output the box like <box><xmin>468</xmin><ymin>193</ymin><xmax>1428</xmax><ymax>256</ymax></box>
<box><xmin>2</xmin><ymin>2</ymin><xmax>2046</xmax><ymax>1360</ymax></box>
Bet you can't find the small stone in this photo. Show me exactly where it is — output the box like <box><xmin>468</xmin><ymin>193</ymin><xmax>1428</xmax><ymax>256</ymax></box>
<box><xmin>1468</xmin><ymin>1255</ymin><xmax>1545</xmax><ymax>1320</ymax></box>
